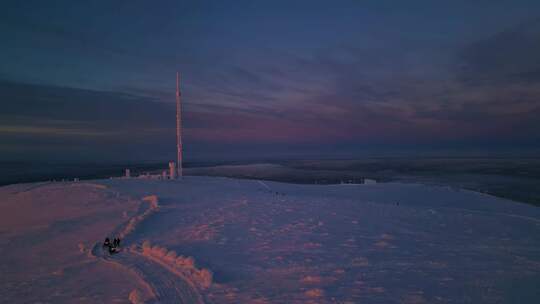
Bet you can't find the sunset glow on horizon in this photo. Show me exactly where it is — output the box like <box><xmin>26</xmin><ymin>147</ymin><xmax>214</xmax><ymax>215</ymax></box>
<box><xmin>1</xmin><ymin>0</ymin><xmax>540</xmax><ymax>162</ymax></box>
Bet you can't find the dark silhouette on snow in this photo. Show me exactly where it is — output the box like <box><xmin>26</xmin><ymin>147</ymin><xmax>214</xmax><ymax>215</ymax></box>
<box><xmin>103</xmin><ymin>237</ymin><xmax>110</xmax><ymax>247</ymax></box>
<box><xmin>102</xmin><ymin>237</ymin><xmax>122</xmax><ymax>255</ymax></box>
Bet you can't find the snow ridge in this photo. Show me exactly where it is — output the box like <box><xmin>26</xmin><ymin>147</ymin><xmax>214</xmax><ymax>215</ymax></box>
<box><xmin>120</xmin><ymin>195</ymin><xmax>160</xmax><ymax>239</ymax></box>
<box><xmin>138</xmin><ymin>241</ymin><xmax>213</xmax><ymax>290</ymax></box>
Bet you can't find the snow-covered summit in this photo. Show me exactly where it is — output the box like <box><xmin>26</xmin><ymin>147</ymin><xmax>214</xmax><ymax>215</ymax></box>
<box><xmin>1</xmin><ymin>177</ymin><xmax>539</xmax><ymax>303</ymax></box>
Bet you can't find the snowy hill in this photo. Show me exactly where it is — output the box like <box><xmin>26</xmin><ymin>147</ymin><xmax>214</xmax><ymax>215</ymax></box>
<box><xmin>1</xmin><ymin>177</ymin><xmax>539</xmax><ymax>303</ymax></box>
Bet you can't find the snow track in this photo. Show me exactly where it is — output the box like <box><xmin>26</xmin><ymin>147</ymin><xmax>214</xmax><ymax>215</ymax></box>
<box><xmin>112</xmin><ymin>253</ymin><xmax>203</xmax><ymax>304</ymax></box>
<box><xmin>92</xmin><ymin>193</ymin><xmax>204</xmax><ymax>304</ymax></box>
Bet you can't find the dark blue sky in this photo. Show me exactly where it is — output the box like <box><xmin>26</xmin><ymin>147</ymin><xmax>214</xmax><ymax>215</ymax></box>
<box><xmin>1</xmin><ymin>0</ymin><xmax>540</xmax><ymax>162</ymax></box>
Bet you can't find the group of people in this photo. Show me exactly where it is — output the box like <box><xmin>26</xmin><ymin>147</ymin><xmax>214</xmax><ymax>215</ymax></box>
<box><xmin>103</xmin><ymin>237</ymin><xmax>121</xmax><ymax>254</ymax></box>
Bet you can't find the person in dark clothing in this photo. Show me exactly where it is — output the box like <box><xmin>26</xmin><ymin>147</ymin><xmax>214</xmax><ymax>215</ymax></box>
<box><xmin>117</xmin><ymin>238</ymin><xmax>121</xmax><ymax>247</ymax></box>
<box><xmin>103</xmin><ymin>237</ymin><xmax>111</xmax><ymax>247</ymax></box>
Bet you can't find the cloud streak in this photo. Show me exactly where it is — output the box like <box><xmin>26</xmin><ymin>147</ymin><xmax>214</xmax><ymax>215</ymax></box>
<box><xmin>1</xmin><ymin>1</ymin><xmax>540</xmax><ymax>161</ymax></box>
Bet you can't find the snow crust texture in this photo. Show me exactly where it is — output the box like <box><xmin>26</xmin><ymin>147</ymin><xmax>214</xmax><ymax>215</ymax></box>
<box><xmin>1</xmin><ymin>176</ymin><xmax>540</xmax><ymax>303</ymax></box>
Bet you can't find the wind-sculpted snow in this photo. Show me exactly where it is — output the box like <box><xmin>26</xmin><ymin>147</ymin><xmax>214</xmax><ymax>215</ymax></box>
<box><xmin>138</xmin><ymin>241</ymin><xmax>213</xmax><ymax>289</ymax></box>
<box><xmin>2</xmin><ymin>177</ymin><xmax>540</xmax><ymax>303</ymax></box>
<box><xmin>129</xmin><ymin>289</ymin><xmax>145</xmax><ymax>304</ymax></box>
<box><xmin>101</xmin><ymin>177</ymin><xmax>540</xmax><ymax>303</ymax></box>
<box><xmin>120</xmin><ymin>195</ymin><xmax>160</xmax><ymax>239</ymax></box>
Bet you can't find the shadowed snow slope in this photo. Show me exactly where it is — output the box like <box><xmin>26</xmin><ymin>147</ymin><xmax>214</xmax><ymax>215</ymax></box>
<box><xmin>1</xmin><ymin>176</ymin><xmax>539</xmax><ymax>303</ymax></box>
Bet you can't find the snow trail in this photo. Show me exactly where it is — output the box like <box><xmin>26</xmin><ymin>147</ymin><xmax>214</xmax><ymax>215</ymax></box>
<box><xmin>91</xmin><ymin>193</ymin><xmax>205</xmax><ymax>304</ymax></box>
<box><xmin>111</xmin><ymin>252</ymin><xmax>203</xmax><ymax>304</ymax></box>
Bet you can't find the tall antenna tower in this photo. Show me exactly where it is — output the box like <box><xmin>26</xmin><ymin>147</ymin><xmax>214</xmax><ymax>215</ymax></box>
<box><xmin>176</xmin><ymin>72</ymin><xmax>183</xmax><ymax>178</ymax></box>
